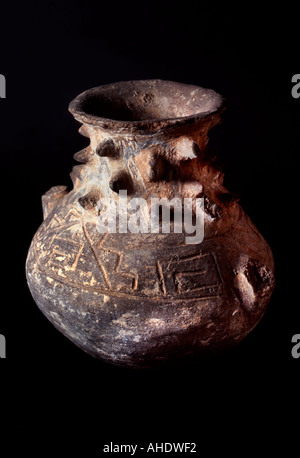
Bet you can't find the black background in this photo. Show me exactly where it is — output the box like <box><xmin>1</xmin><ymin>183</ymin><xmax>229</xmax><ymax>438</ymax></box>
<box><xmin>1</xmin><ymin>0</ymin><xmax>299</xmax><ymax>454</ymax></box>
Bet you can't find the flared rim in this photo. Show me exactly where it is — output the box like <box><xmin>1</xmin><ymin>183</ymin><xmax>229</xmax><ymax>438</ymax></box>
<box><xmin>68</xmin><ymin>79</ymin><xmax>225</xmax><ymax>134</ymax></box>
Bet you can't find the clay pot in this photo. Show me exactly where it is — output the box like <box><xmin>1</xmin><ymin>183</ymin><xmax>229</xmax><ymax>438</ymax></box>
<box><xmin>26</xmin><ymin>80</ymin><xmax>275</xmax><ymax>367</ymax></box>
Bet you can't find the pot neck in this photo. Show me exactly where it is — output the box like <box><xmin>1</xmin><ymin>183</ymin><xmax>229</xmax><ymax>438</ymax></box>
<box><xmin>75</xmin><ymin>109</ymin><xmax>223</xmax><ymax>163</ymax></box>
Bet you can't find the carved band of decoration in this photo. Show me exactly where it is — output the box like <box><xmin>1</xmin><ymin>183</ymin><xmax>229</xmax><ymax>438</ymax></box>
<box><xmin>156</xmin><ymin>260</ymin><xmax>167</xmax><ymax>296</ymax></box>
<box><xmin>95</xmin><ymin>233</ymin><xmax>139</xmax><ymax>291</ymax></box>
<box><xmin>43</xmin><ymin>208</ymin><xmax>82</xmax><ymax>232</ymax></box>
<box><xmin>82</xmin><ymin>219</ymin><xmax>111</xmax><ymax>289</ymax></box>
<box><xmin>33</xmin><ymin>209</ymin><xmax>222</xmax><ymax>300</ymax></box>
<box><xmin>32</xmin><ymin>235</ymin><xmax>221</xmax><ymax>302</ymax></box>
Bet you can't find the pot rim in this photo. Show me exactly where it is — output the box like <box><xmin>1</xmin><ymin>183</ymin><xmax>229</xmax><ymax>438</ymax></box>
<box><xmin>68</xmin><ymin>79</ymin><xmax>225</xmax><ymax>134</ymax></box>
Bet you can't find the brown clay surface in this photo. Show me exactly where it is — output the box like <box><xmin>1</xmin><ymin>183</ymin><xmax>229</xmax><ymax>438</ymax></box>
<box><xmin>26</xmin><ymin>80</ymin><xmax>275</xmax><ymax>367</ymax></box>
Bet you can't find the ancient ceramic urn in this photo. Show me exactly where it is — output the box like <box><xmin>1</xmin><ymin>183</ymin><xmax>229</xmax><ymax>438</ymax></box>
<box><xmin>26</xmin><ymin>80</ymin><xmax>275</xmax><ymax>367</ymax></box>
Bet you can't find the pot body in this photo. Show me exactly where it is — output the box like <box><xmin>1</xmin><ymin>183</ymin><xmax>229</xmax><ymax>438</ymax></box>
<box><xmin>26</xmin><ymin>80</ymin><xmax>275</xmax><ymax>367</ymax></box>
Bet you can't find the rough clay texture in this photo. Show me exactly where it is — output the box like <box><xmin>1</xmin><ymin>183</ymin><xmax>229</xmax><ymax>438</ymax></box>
<box><xmin>26</xmin><ymin>80</ymin><xmax>275</xmax><ymax>368</ymax></box>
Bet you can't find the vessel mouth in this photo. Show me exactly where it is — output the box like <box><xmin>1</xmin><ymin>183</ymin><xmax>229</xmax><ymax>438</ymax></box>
<box><xmin>68</xmin><ymin>79</ymin><xmax>224</xmax><ymax>133</ymax></box>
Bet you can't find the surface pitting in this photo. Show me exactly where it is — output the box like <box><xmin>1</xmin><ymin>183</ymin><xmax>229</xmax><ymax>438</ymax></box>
<box><xmin>26</xmin><ymin>80</ymin><xmax>275</xmax><ymax>367</ymax></box>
